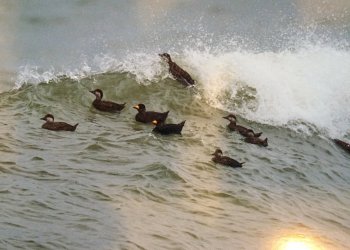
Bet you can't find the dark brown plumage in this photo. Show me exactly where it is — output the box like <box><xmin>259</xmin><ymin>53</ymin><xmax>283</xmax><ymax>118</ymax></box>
<box><xmin>244</xmin><ymin>137</ymin><xmax>268</xmax><ymax>147</ymax></box>
<box><xmin>211</xmin><ymin>149</ymin><xmax>244</xmax><ymax>168</ymax></box>
<box><xmin>334</xmin><ymin>139</ymin><xmax>350</xmax><ymax>154</ymax></box>
<box><xmin>90</xmin><ymin>89</ymin><xmax>126</xmax><ymax>112</ymax></box>
<box><xmin>152</xmin><ymin>120</ymin><xmax>185</xmax><ymax>135</ymax></box>
<box><xmin>159</xmin><ymin>53</ymin><xmax>195</xmax><ymax>86</ymax></box>
<box><xmin>223</xmin><ymin>114</ymin><xmax>262</xmax><ymax>138</ymax></box>
<box><xmin>133</xmin><ymin>104</ymin><xmax>169</xmax><ymax>124</ymax></box>
<box><xmin>41</xmin><ymin>114</ymin><xmax>78</xmax><ymax>131</ymax></box>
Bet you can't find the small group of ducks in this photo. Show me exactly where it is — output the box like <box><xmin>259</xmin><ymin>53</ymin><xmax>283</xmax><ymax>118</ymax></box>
<box><xmin>223</xmin><ymin>114</ymin><xmax>268</xmax><ymax>147</ymax></box>
<box><xmin>41</xmin><ymin>89</ymin><xmax>186</xmax><ymax>135</ymax></box>
<box><xmin>40</xmin><ymin>53</ymin><xmax>271</xmax><ymax>170</ymax></box>
<box><xmin>209</xmin><ymin>115</ymin><xmax>268</xmax><ymax>168</ymax></box>
<box><xmin>41</xmin><ymin>53</ymin><xmax>190</xmax><ymax>135</ymax></box>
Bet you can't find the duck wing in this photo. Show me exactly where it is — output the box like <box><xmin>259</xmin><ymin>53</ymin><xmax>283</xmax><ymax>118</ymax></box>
<box><xmin>170</xmin><ymin>63</ymin><xmax>195</xmax><ymax>86</ymax></box>
<box><xmin>153</xmin><ymin>121</ymin><xmax>185</xmax><ymax>135</ymax></box>
<box><xmin>221</xmin><ymin>156</ymin><xmax>243</xmax><ymax>168</ymax></box>
<box><xmin>93</xmin><ymin>100</ymin><xmax>125</xmax><ymax>112</ymax></box>
<box><xmin>42</xmin><ymin>122</ymin><xmax>77</xmax><ymax>131</ymax></box>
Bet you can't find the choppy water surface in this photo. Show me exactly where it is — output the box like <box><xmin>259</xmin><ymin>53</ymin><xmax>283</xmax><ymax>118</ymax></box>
<box><xmin>1</xmin><ymin>1</ymin><xmax>350</xmax><ymax>249</ymax></box>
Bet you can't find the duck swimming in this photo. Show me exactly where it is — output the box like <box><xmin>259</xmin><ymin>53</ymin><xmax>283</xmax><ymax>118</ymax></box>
<box><xmin>159</xmin><ymin>53</ymin><xmax>195</xmax><ymax>86</ymax></box>
<box><xmin>90</xmin><ymin>89</ymin><xmax>126</xmax><ymax>112</ymax></box>
<box><xmin>211</xmin><ymin>149</ymin><xmax>244</xmax><ymax>168</ymax></box>
<box><xmin>41</xmin><ymin>114</ymin><xmax>78</xmax><ymax>131</ymax></box>
<box><xmin>133</xmin><ymin>104</ymin><xmax>169</xmax><ymax>124</ymax></box>
<box><xmin>244</xmin><ymin>137</ymin><xmax>268</xmax><ymax>147</ymax></box>
<box><xmin>152</xmin><ymin>120</ymin><xmax>185</xmax><ymax>135</ymax></box>
<box><xmin>223</xmin><ymin>114</ymin><xmax>262</xmax><ymax>138</ymax></box>
<box><xmin>334</xmin><ymin>139</ymin><xmax>350</xmax><ymax>154</ymax></box>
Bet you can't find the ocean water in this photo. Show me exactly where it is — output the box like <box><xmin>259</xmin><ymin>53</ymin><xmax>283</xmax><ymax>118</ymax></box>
<box><xmin>1</xmin><ymin>1</ymin><xmax>350</xmax><ymax>249</ymax></box>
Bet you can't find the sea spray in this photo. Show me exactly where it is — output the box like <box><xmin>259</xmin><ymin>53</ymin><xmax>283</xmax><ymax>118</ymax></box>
<box><xmin>14</xmin><ymin>44</ymin><xmax>350</xmax><ymax>137</ymax></box>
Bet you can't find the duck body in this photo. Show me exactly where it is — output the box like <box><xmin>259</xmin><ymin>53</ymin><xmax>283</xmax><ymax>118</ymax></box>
<box><xmin>152</xmin><ymin>120</ymin><xmax>185</xmax><ymax>135</ymax></box>
<box><xmin>334</xmin><ymin>139</ymin><xmax>350</xmax><ymax>154</ymax></box>
<box><xmin>211</xmin><ymin>149</ymin><xmax>244</xmax><ymax>168</ymax></box>
<box><xmin>90</xmin><ymin>89</ymin><xmax>125</xmax><ymax>112</ymax></box>
<box><xmin>41</xmin><ymin>114</ymin><xmax>78</xmax><ymax>132</ymax></box>
<box><xmin>228</xmin><ymin>123</ymin><xmax>262</xmax><ymax>138</ymax></box>
<box><xmin>244</xmin><ymin>137</ymin><xmax>268</xmax><ymax>147</ymax></box>
<box><xmin>159</xmin><ymin>53</ymin><xmax>195</xmax><ymax>86</ymax></box>
<box><xmin>92</xmin><ymin>99</ymin><xmax>126</xmax><ymax>112</ymax></box>
<box><xmin>134</xmin><ymin>104</ymin><xmax>169</xmax><ymax>124</ymax></box>
<box><xmin>223</xmin><ymin>114</ymin><xmax>262</xmax><ymax>138</ymax></box>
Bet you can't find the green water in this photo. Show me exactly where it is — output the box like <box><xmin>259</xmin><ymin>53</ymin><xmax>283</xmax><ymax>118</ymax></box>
<box><xmin>0</xmin><ymin>73</ymin><xmax>349</xmax><ymax>249</ymax></box>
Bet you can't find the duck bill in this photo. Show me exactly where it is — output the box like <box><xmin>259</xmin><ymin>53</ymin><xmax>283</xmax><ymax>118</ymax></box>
<box><xmin>40</xmin><ymin>117</ymin><xmax>46</xmax><ymax>120</ymax></box>
<box><xmin>133</xmin><ymin>105</ymin><xmax>139</xmax><ymax>110</ymax></box>
<box><xmin>89</xmin><ymin>90</ymin><xmax>95</xmax><ymax>94</ymax></box>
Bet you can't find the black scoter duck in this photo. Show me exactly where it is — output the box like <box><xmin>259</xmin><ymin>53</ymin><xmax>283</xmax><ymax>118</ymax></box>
<box><xmin>223</xmin><ymin>114</ymin><xmax>262</xmax><ymax>138</ymax></box>
<box><xmin>244</xmin><ymin>137</ymin><xmax>268</xmax><ymax>147</ymax></box>
<box><xmin>334</xmin><ymin>139</ymin><xmax>350</xmax><ymax>154</ymax></box>
<box><xmin>41</xmin><ymin>114</ymin><xmax>78</xmax><ymax>131</ymax></box>
<box><xmin>152</xmin><ymin>120</ymin><xmax>185</xmax><ymax>135</ymax></box>
<box><xmin>133</xmin><ymin>104</ymin><xmax>169</xmax><ymax>124</ymax></box>
<box><xmin>211</xmin><ymin>149</ymin><xmax>244</xmax><ymax>168</ymax></box>
<box><xmin>159</xmin><ymin>53</ymin><xmax>195</xmax><ymax>86</ymax></box>
<box><xmin>90</xmin><ymin>89</ymin><xmax>126</xmax><ymax>112</ymax></box>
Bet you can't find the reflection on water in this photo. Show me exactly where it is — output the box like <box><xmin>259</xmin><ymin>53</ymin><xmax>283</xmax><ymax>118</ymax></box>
<box><xmin>275</xmin><ymin>236</ymin><xmax>319</xmax><ymax>250</ymax></box>
<box><xmin>271</xmin><ymin>230</ymin><xmax>327</xmax><ymax>250</ymax></box>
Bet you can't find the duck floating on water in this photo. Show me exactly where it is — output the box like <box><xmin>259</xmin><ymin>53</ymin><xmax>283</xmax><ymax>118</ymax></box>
<box><xmin>334</xmin><ymin>139</ymin><xmax>350</xmax><ymax>154</ymax></box>
<box><xmin>159</xmin><ymin>53</ymin><xmax>195</xmax><ymax>86</ymax></box>
<box><xmin>244</xmin><ymin>136</ymin><xmax>268</xmax><ymax>147</ymax></box>
<box><xmin>211</xmin><ymin>148</ymin><xmax>244</xmax><ymax>168</ymax></box>
<box><xmin>90</xmin><ymin>89</ymin><xmax>126</xmax><ymax>112</ymax></box>
<box><xmin>133</xmin><ymin>104</ymin><xmax>169</xmax><ymax>124</ymax></box>
<box><xmin>41</xmin><ymin>114</ymin><xmax>78</xmax><ymax>131</ymax></box>
<box><xmin>223</xmin><ymin>114</ymin><xmax>262</xmax><ymax>138</ymax></box>
<box><xmin>152</xmin><ymin>120</ymin><xmax>185</xmax><ymax>135</ymax></box>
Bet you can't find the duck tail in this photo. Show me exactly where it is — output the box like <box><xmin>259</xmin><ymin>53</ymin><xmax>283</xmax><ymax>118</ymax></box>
<box><xmin>255</xmin><ymin>132</ymin><xmax>263</xmax><ymax>137</ymax></box>
<box><xmin>73</xmin><ymin>123</ymin><xmax>79</xmax><ymax>131</ymax></box>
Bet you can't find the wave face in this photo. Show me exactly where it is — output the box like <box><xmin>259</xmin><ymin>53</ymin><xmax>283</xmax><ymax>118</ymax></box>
<box><xmin>14</xmin><ymin>43</ymin><xmax>350</xmax><ymax>138</ymax></box>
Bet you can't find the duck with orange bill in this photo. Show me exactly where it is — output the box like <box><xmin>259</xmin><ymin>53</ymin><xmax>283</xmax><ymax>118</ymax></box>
<box><xmin>152</xmin><ymin>120</ymin><xmax>185</xmax><ymax>135</ymax></box>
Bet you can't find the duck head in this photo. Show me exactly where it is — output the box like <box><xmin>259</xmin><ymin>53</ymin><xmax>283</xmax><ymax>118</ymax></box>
<box><xmin>41</xmin><ymin>114</ymin><xmax>54</xmax><ymax>122</ymax></box>
<box><xmin>133</xmin><ymin>104</ymin><xmax>146</xmax><ymax>112</ymax></box>
<box><xmin>223</xmin><ymin>114</ymin><xmax>237</xmax><ymax>122</ymax></box>
<box><xmin>90</xmin><ymin>89</ymin><xmax>103</xmax><ymax>100</ymax></box>
<box><xmin>159</xmin><ymin>53</ymin><xmax>172</xmax><ymax>63</ymax></box>
<box><xmin>211</xmin><ymin>148</ymin><xmax>223</xmax><ymax>157</ymax></box>
<box><xmin>152</xmin><ymin>120</ymin><xmax>163</xmax><ymax>126</ymax></box>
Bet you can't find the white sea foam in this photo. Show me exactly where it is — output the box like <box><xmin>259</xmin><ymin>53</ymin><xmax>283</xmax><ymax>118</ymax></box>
<box><xmin>185</xmin><ymin>45</ymin><xmax>350</xmax><ymax>137</ymax></box>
